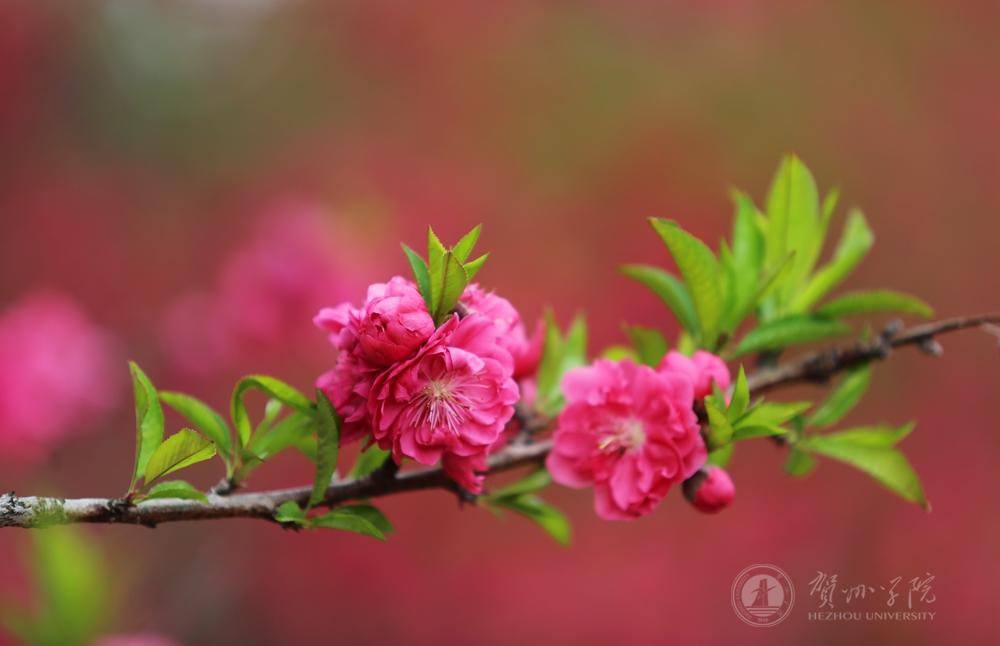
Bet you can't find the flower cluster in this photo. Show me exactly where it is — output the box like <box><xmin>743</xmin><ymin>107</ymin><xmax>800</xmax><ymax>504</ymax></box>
<box><xmin>546</xmin><ymin>350</ymin><xmax>731</xmax><ymax>520</ymax></box>
<box><xmin>315</xmin><ymin>277</ymin><xmax>538</xmax><ymax>492</ymax></box>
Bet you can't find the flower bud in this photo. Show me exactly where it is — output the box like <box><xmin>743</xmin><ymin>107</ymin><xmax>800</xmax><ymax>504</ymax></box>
<box><xmin>683</xmin><ymin>466</ymin><xmax>735</xmax><ymax>513</ymax></box>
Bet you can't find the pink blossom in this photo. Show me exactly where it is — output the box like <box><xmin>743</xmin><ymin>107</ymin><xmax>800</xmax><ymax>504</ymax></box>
<box><xmin>546</xmin><ymin>359</ymin><xmax>706</xmax><ymax>520</ymax></box>
<box><xmin>368</xmin><ymin>314</ymin><xmax>519</xmax><ymax>481</ymax></box>
<box><xmin>658</xmin><ymin>350</ymin><xmax>731</xmax><ymax>399</ymax></box>
<box><xmin>0</xmin><ymin>292</ymin><xmax>119</xmax><ymax>464</ymax></box>
<box><xmin>460</xmin><ymin>284</ymin><xmax>542</xmax><ymax>379</ymax></box>
<box><xmin>315</xmin><ymin>276</ymin><xmax>434</xmax><ymax>368</ymax></box>
<box><xmin>682</xmin><ymin>466</ymin><xmax>735</xmax><ymax>513</ymax></box>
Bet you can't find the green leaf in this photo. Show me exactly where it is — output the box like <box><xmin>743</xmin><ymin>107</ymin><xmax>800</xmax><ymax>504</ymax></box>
<box><xmin>159</xmin><ymin>391</ymin><xmax>233</xmax><ymax>465</ymax></box>
<box><xmin>807</xmin><ymin>422</ymin><xmax>915</xmax><ymax>448</ymax></box>
<box><xmin>791</xmin><ymin>208</ymin><xmax>874</xmax><ymax>312</ymax></box>
<box><xmin>707</xmin><ymin>443</ymin><xmax>734</xmax><ymax>468</ymax></box>
<box><xmin>784</xmin><ymin>448</ymin><xmax>816</xmax><ymax>476</ymax></box>
<box><xmin>141</xmin><ymin>480</ymin><xmax>208</xmax><ymax>502</ymax></box>
<box><xmin>601</xmin><ymin>345</ymin><xmax>639</xmax><ymax>361</ymax></box>
<box><xmin>766</xmin><ymin>155</ymin><xmax>821</xmax><ymax>302</ymax></box>
<box><xmin>309</xmin><ymin>390</ymin><xmax>341</xmax><ymax>508</ymax></box>
<box><xmin>334</xmin><ymin>504</ymin><xmax>393</xmax><ymax>535</ymax></box>
<box><xmin>452</xmin><ymin>224</ymin><xmax>482</xmax><ymax>263</ymax></box>
<box><xmin>432</xmin><ymin>251</ymin><xmax>469</xmax><ymax>324</ymax></box>
<box><xmin>128</xmin><ymin>361</ymin><xmax>165</xmax><ymax>492</ymax></box>
<box><xmin>807</xmin><ymin>365</ymin><xmax>872</xmax><ymax>427</ymax></box>
<box><xmin>732</xmin><ymin>424</ymin><xmax>787</xmax><ymax>441</ymax></box>
<box><xmin>733</xmin><ymin>315</ymin><xmax>851</xmax><ymax>357</ymax></box>
<box><xmin>489</xmin><ymin>469</ymin><xmax>552</xmax><ymax>500</ymax></box>
<box><xmin>705</xmin><ymin>399</ymin><xmax>734</xmax><ymax>450</ymax></box>
<box><xmin>350</xmin><ymin>443</ymin><xmax>391</xmax><ymax>478</ymax></box>
<box><xmin>143</xmin><ymin>428</ymin><xmax>216</xmax><ymax>485</ymax></box>
<box><xmin>802</xmin><ymin>429</ymin><xmax>926</xmax><ymax>508</ymax></box>
<box><xmin>535</xmin><ymin>312</ymin><xmax>587</xmax><ymax>417</ymax></box>
<box><xmin>816</xmin><ymin>290</ymin><xmax>933</xmax><ymax>319</ymax></box>
<box><xmin>274</xmin><ymin>500</ymin><xmax>307</xmax><ymax>524</ymax></box>
<box><xmin>402</xmin><ymin>244</ymin><xmax>432</xmax><ymax>308</ymax></box>
<box><xmin>427</xmin><ymin>227</ymin><xmax>448</xmax><ymax>311</ymax></box>
<box><xmin>493</xmin><ymin>494</ymin><xmax>571</xmax><ymax>545</ymax></box>
<box><xmin>721</xmin><ymin>192</ymin><xmax>764</xmax><ymax>331</ymax></box>
<box><xmin>624</xmin><ymin>325</ymin><xmax>668</xmax><ymax>367</ymax></box>
<box><xmin>231</xmin><ymin>376</ymin><xmax>313</xmax><ymax>448</ymax></box>
<box><xmin>463</xmin><ymin>253</ymin><xmax>489</xmax><ymax>281</ymax></box>
<box><xmin>727</xmin><ymin>365</ymin><xmax>750</xmax><ymax>422</ymax></box>
<box><xmin>649</xmin><ymin>219</ymin><xmax>723</xmax><ymax>347</ymax></box>
<box><xmin>310</xmin><ymin>507</ymin><xmax>386</xmax><ymax>540</ymax></box>
<box><xmin>736</xmin><ymin>401</ymin><xmax>812</xmax><ymax>428</ymax></box>
<box><xmin>620</xmin><ymin>264</ymin><xmax>699</xmax><ymax>335</ymax></box>
<box><xmin>248</xmin><ymin>412</ymin><xmax>315</xmax><ymax>462</ymax></box>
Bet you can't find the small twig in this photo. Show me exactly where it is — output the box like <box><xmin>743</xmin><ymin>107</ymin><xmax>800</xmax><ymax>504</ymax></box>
<box><xmin>745</xmin><ymin>313</ymin><xmax>1000</xmax><ymax>394</ymax></box>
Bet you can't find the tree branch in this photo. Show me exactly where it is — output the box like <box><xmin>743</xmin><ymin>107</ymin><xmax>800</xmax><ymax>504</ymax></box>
<box><xmin>2</xmin><ymin>313</ymin><xmax>996</xmax><ymax>530</ymax></box>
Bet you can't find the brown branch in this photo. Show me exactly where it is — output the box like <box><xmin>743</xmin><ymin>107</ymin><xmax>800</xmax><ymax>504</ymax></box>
<box><xmin>745</xmin><ymin>312</ymin><xmax>1000</xmax><ymax>394</ymax></box>
<box><xmin>2</xmin><ymin>313</ymin><xmax>996</xmax><ymax>530</ymax></box>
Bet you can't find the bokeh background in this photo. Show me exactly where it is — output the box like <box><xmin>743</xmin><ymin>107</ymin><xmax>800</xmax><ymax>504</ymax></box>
<box><xmin>2</xmin><ymin>1</ymin><xmax>999</xmax><ymax>644</ymax></box>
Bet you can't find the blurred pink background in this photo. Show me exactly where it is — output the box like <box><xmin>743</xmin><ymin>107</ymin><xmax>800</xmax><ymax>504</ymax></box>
<box><xmin>2</xmin><ymin>1</ymin><xmax>999</xmax><ymax>644</ymax></box>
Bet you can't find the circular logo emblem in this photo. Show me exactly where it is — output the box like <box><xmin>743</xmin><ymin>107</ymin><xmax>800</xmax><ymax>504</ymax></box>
<box><xmin>731</xmin><ymin>564</ymin><xmax>795</xmax><ymax>627</ymax></box>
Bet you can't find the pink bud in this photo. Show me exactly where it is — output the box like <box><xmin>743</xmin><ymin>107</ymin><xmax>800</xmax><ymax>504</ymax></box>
<box><xmin>683</xmin><ymin>466</ymin><xmax>735</xmax><ymax>513</ymax></box>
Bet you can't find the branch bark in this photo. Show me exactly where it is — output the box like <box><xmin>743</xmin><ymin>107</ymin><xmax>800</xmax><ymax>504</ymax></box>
<box><xmin>3</xmin><ymin>313</ymin><xmax>996</xmax><ymax>530</ymax></box>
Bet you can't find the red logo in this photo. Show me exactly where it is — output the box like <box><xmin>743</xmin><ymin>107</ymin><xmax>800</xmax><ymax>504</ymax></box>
<box><xmin>731</xmin><ymin>564</ymin><xmax>795</xmax><ymax>627</ymax></box>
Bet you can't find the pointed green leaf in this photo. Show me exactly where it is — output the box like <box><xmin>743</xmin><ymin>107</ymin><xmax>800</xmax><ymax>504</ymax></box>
<box><xmin>733</xmin><ymin>315</ymin><xmax>851</xmax><ymax>357</ymax></box>
<box><xmin>816</xmin><ymin>290</ymin><xmax>933</xmax><ymax>319</ymax></box>
<box><xmin>249</xmin><ymin>411</ymin><xmax>315</xmax><ymax>462</ymax></box>
<box><xmin>309</xmin><ymin>390</ymin><xmax>341</xmax><ymax>508</ymax></box>
<box><xmin>767</xmin><ymin>155</ymin><xmax>821</xmax><ymax>301</ymax></box>
<box><xmin>721</xmin><ymin>193</ymin><xmax>764</xmax><ymax>331</ymax></box>
<box><xmin>427</xmin><ymin>227</ymin><xmax>448</xmax><ymax>312</ymax></box>
<box><xmin>231</xmin><ymin>376</ymin><xmax>313</xmax><ymax>448</ymax></box>
<box><xmin>802</xmin><ymin>431</ymin><xmax>926</xmax><ymax>508</ymax></box>
<box><xmin>536</xmin><ymin>312</ymin><xmax>587</xmax><ymax>417</ymax></box>
<box><xmin>705</xmin><ymin>399</ymin><xmax>733</xmax><ymax>449</ymax></box>
<box><xmin>143</xmin><ymin>428</ymin><xmax>216</xmax><ymax>485</ymax></box>
<box><xmin>350</xmin><ymin>443</ymin><xmax>391</xmax><ymax>478</ymax></box>
<box><xmin>624</xmin><ymin>325</ymin><xmax>669</xmax><ymax>367</ymax></box>
<box><xmin>310</xmin><ymin>507</ymin><xmax>386</xmax><ymax>539</ymax></box>
<box><xmin>402</xmin><ymin>244</ymin><xmax>432</xmax><ymax>307</ymax></box>
<box><xmin>128</xmin><ymin>362</ymin><xmax>165</xmax><ymax>490</ymax></box>
<box><xmin>737</xmin><ymin>401</ymin><xmax>812</xmax><ymax>428</ymax></box>
<box><xmin>620</xmin><ymin>264</ymin><xmax>699</xmax><ymax>335</ymax></box>
<box><xmin>452</xmin><ymin>224</ymin><xmax>482</xmax><ymax>263</ymax></box>
<box><xmin>489</xmin><ymin>469</ymin><xmax>552</xmax><ymax>500</ymax></box>
<box><xmin>432</xmin><ymin>251</ymin><xmax>469</xmax><ymax>324</ymax></box>
<box><xmin>141</xmin><ymin>480</ymin><xmax>208</xmax><ymax>502</ymax></box>
<box><xmin>732</xmin><ymin>424</ymin><xmax>787</xmax><ymax>440</ymax></box>
<box><xmin>274</xmin><ymin>500</ymin><xmax>307</xmax><ymax>525</ymax></box>
<box><xmin>159</xmin><ymin>391</ymin><xmax>233</xmax><ymax>464</ymax></box>
<box><xmin>649</xmin><ymin>219</ymin><xmax>723</xmax><ymax>347</ymax></box>
<box><xmin>493</xmin><ymin>494</ymin><xmax>571</xmax><ymax>545</ymax></box>
<box><xmin>807</xmin><ymin>365</ymin><xmax>872</xmax><ymax>427</ymax></box>
<box><xmin>785</xmin><ymin>448</ymin><xmax>817</xmax><ymax>476</ymax></box>
<box><xmin>791</xmin><ymin>209</ymin><xmax>874</xmax><ymax>312</ymax></box>
<box><xmin>707</xmin><ymin>443</ymin><xmax>734</xmax><ymax>468</ymax></box>
<box><xmin>334</xmin><ymin>504</ymin><xmax>393</xmax><ymax>535</ymax></box>
<box><xmin>807</xmin><ymin>423</ymin><xmax>915</xmax><ymax>448</ymax></box>
<box><xmin>727</xmin><ymin>365</ymin><xmax>750</xmax><ymax>422</ymax></box>
<box><xmin>463</xmin><ymin>252</ymin><xmax>489</xmax><ymax>281</ymax></box>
